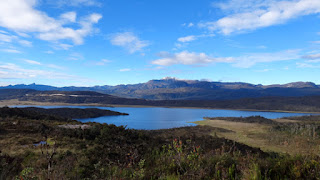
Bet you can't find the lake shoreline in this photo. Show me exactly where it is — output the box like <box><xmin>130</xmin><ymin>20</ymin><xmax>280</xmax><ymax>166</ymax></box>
<box><xmin>1</xmin><ymin>99</ymin><xmax>319</xmax><ymax>114</ymax></box>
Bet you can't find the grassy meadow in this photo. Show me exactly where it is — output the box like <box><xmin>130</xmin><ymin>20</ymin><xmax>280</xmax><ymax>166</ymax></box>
<box><xmin>194</xmin><ymin>116</ymin><xmax>320</xmax><ymax>155</ymax></box>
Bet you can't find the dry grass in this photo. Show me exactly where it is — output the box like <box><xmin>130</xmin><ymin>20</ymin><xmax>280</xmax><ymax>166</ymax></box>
<box><xmin>194</xmin><ymin>119</ymin><xmax>320</xmax><ymax>155</ymax></box>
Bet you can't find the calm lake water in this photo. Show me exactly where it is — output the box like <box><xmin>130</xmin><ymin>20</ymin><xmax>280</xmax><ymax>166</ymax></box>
<box><xmin>12</xmin><ymin>105</ymin><xmax>315</xmax><ymax>130</ymax></box>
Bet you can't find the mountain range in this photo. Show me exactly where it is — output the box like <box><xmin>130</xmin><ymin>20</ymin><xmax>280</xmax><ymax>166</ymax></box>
<box><xmin>1</xmin><ymin>77</ymin><xmax>320</xmax><ymax>100</ymax></box>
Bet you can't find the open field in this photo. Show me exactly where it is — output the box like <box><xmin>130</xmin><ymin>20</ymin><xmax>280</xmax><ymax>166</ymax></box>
<box><xmin>194</xmin><ymin>117</ymin><xmax>320</xmax><ymax>155</ymax></box>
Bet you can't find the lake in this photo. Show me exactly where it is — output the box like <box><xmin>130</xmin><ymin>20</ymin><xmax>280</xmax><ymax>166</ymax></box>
<box><xmin>12</xmin><ymin>105</ymin><xmax>315</xmax><ymax>130</ymax></box>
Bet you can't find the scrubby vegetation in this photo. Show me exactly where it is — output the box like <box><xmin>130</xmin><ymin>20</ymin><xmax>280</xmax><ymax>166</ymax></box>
<box><xmin>21</xmin><ymin>107</ymin><xmax>128</xmax><ymax>119</ymax></box>
<box><xmin>0</xmin><ymin>106</ymin><xmax>127</xmax><ymax>121</ymax></box>
<box><xmin>284</xmin><ymin>114</ymin><xmax>320</xmax><ymax>122</ymax></box>
<box><xmin>204</xmin><ymin>116</ymin><xmax>276</xmax><ymax>125</ymax></box>
<box><xmin>1</xmin><ymin>108</ymin><xmax>320</xmax><ymax>179</ymax></box>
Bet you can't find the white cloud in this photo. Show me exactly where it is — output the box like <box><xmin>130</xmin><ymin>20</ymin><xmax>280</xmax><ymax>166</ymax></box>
<box><xmin>0</xmin><ymin>31</ymin><xmax>32</xmax><ymax>47</ymax></box>
<box><xmin>188</xmin><ymin>23</ymin><xmax>194</xmax><ymax>27</ymax></box>
<box><xmin>47</xmin><ymin>64</ymin><xmax>65</xmax><ymax>70</ymax></box>
<box><xmin>233</xmin><ymin>50</ymin><xmax>300</xmax><ymax>68</ymax></box>
<box><xmin>296</xmin><ymin>62</ymin><xmax>320</xmax><ymax>68</ymax></box>
<box><xmin>0</xmin><ymin>33</ymin><xmax>16</xmax><ymax>42</ymax></box>
<box><xmin>1</xmin><ymin>48</ymin><xmax>22</xmax><ymax>53</ymax></box>
<box><xmin>0</xmin><ymin>0</ymin><xmax>102</xmax><ymax>45</ymax></box>
<box><xmin>44</xmin><ymin>50</ymin><xmax>54</xmax><ymax>54</ymax></box>
<box><xmin>257</xmin><ymin>45</ymin><xmax>267</xmax><ymax>49</ymax></box>
<box><xmin>311</xmin><ymin>41</ymin><xmax>320</xmax><ymax>44</ymax></box>
<box><xmin>110</xmin><ymin>32</ymin><xmax>149</xmax><ymax>53</ymax></box>
<box><xmin>52</xmin><ymin>0</ymin><xmax>101</xmax><ymax>7</ymax></box>
<box><xmin>202</xmin><ymin>0</ymin><xmax>320</xmax><ymax>34</ymax></box>
<box><xmin>0</xmin><ymin>63</ymin><xmax>71</xmax><ymax>79</ymax></box>
<box><xmin>182</xmin><ymin>22</ymin><xmax>195</xmax><ymax>27</ymax></box>
<box><xmin>177</xmin><ymin>35</ymin><xmax>197</xmax><ymax>43</ymax></box>
<box><xmin>68</xmin><ymin>52</ymin><xmax>84</xmax><ymax>61</ymax></box>
<box><xmin>302</xmin><ymin>53</ymin><xmax>320</xmax><ymax>60</ymax></box>
<box><xmin>255</xmin><ymin>69</ymin><xmax>272</xmax><ymax>72</ymax></box>
<box><xmin>24</xmin><ymin>59</ymin><xmax>41</xmax><ymax>65</ymax></box>
<box><xmin>54</xmin><ymin>43</ymin><xmax>73</xmax><ymax>50</ymax></box>
<box><xmin>152</xmin><ymin>51</ymin><xmax>234</xmax><ymax>66</ymax></box>
<box><xmin>18</xmin><ymin>40</ymin><xmax>32</xmax><ymax>47</ymax></box>
<box><xmin>212</xmin><ymin>0</ymin><xmax>274</xmax><ymax>13</ymax></box>
<box><xmin>60</xmin><ymin>12</ymin><xmax>77</xmax><ymax>23</ymax></box>
<box><xmin>95</xmin><ymin>59</ymin><xmax>112</xmax><ymax>66</ymax></box>
<box><xmin>23</xmin><ymin>59</ymin><xmax>65</xmax><ymax>70</ymax></box>
<box><xmin>307</xmin><ymin>59</ymin><xmax>320</xmax><ymax>63</ymax></box>
<box><xmin>119</xmin><ymin>68</ymin><xmax>131</xmax><ymax>72</ymax></box>
<box><xmin>152</xmin><ymin>49</ymin><xmax>300</xmax><ymax>68</ymax></box>
<box><xmin>176</xmin><ymin>34</ymin><xmax>215</xmax><ymax>44</ymax></box>
<box><xmin>37</xmin><ymin>13</ymin><xmax>102</xmax><ymax>45</ymax></box>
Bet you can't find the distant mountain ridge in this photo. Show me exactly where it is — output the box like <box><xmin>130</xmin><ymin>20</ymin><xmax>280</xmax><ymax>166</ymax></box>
<box><xmin>2</xmin><ymin>89</ymin><xmax>320</xmax><ymax>112</ymax></box>
<box><xmin>1</xmin><ymin>78</ymin><xmax>320</xmax><ymax>100</ymax></box>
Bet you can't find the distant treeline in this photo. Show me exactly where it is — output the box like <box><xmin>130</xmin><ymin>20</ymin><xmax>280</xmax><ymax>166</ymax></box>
<box><xmin>204</xmin><ymin>116</ymin><xmax>276</xmax><ymax>125</ymax></box>
<box><xmin>2</xmin><ymin>89</ymin><xmax>320</xmax><ymax>112</ymax></box>
<box><xmin>22</xmin><ymin>107</ymin><xmax>128</xmax><ymax>119</ymax></box>
<box><xmin>0</xmin><ymin>107</ymin><xmax>128</xmax><ymax>121</ymax></box>
<box><xmin>282</xmin><ymin>115</ymin><xmax>320</xmax><ymax>122</ymax></box>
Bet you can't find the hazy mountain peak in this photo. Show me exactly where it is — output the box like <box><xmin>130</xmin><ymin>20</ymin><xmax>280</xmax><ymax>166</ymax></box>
<box><xmin>284</xmin><ymin>82</ymin><xmax>317</xmax><ymax>88</ymax></box>
<box><xmin>265</xmin><ymin>81</ymin><xmax>318</xmax><ymax>88</ymax></box>
<box><xmin>162</xmin><ymin>77</ymin><xmax>178</xmax><ymax>81</ymax></box>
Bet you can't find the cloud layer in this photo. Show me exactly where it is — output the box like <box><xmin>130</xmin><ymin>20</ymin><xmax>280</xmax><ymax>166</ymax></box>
<box><xmin>0</xmin><ymin>0</ymin><xmax>102</xmax><ymax>45</ymax></box>
<box><xmin>152</xmin><ymin>51</ymin><xmax>234</xmax><ymax>66</ymax></box>
<box><xmin>201</xmin><ymin>0</ymin><xmax>320</xmax><ymax>34</ymax></box>
<box><xmin>110</xmin><ymin>32</ymin><xmax>149</xmax><ymax>53</ymax></box>
<box><xmin>152</xmin><ymin>50</ymin><xmax>300</xmax><ymax>68</ymax></box>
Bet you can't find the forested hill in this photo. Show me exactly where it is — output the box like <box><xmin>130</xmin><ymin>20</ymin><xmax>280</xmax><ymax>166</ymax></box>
<box><xmin>1</xmin><ymin>79</ymin><xmax>320</xmax><ymax>100</ymax></box>
<box><xmin>0</xmin><ymin>106</ymin><xmax>128</xmax><ymax>121</ymax></box>
<box><xmin>2</xmin><ymin>89</ymin><xmax>320</xmax><ymax>112</ymax></box>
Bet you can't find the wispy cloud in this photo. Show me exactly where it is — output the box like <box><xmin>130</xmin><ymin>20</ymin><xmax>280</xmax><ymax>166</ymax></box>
<box><xmin>152</xmin><ymin>51</ymin><xmax>234</xmax><ymax>66</ymax></box>
<box><xmin>254</xmin><ymin>69</ymin><xmax>272</xmax><ymax>72</ymax></box>
<box><xmin>110</xmin><ymin>32</ymin><xmax>149</xmax><ymax>53</ymax></box>
<box><xmin>152</xmin><ymin>49</ymin><xmax>300</xmax><ymax>68</ymax></box>
<box><xmin>177</xmin><ymin>35</ymin><xmax>197</xmax><ymax>43</ymax></box>
<box><xmin>0</xmin><ymin>0</ymin><xmax>102</xmax><ymax>45</ymax></box>
<box><xmin>233</xmin><ymin>49</ymin><xmax>300</xmax><ymax>68</ymax></box>
<box><xmin>311</xmin><ymin>41</ymin><xmax>320</xmax><ymax>44</ymax></box>
<box><xmin>182</xmin><ymin>22</ymin><xmax>194</xmax><ymax>27</ymax></box>
<box><xmin>201</xmin><ymin>0</ymin><xmax>320</xmax><ymax>34</ymax></box>
<box><xmin>1</xmin><ymin>48</ymin><xmax>22</xmax><ymax>53</ymax></box>
<box><xmin>68</xmin><ymin>52</ymin><xmax>84</xmax><ymax>61</ymax></box>
<box><xmin>23</xmin><ymin>59</ymin><xmax>66</xmax><ymax>70</ymax></box>
<box><xmin>46</xmin><ymin>64</ymin><xmax>65</xmax><ymax>70</ymax></box>
<box><xmin>24</xmin><ymin>59</ymin><xmax>41</xmax><ymax>65</ymax></box>
<box><xmin>177</xmin><ymin>34</ymin><xmax>215</xmax><ymax>43</ymax></box>
<box><xmin>53</xmin><ymin>43</ymin><xmax>73</xmax><ymax>50</ymax></box>
<box><xmin>302</xmin><ymin>53</ymin><xmax>320</xmax><ymax>60</ymax></box>
<box><xmin>296</xmin><ymin>62</ymin><xmax>320</xmax><ymax>68</ymax></box>
<box><xmin>0</xmin><ymin>32</ymin><xmax>16</xmax><ymax>43</ymax></box>
<box><xmin>18</xmin><ymin>40</ymin><xmax>32</xmax><ymax>47</ymax></box>
<box><xmin>94</xmin><ymin>59</ymin><xmax>112</xmax><ymax>66</ymax></box>
<box><xmin>119</xmin><ymin>68</ymin><xmax>131</xmax><ymax>72</ymax></box>
<box><xmin>44</xmin><ymin>50</ymin><xmax>54</xmax><ymax>54</ymax></box>
<box><xmin>49</xmin><ymin>0</ymin><xmax>101</xmax><ymax>7</ymax></box>
<box><xmin>0</xmin><ymin>31</ymin><xmax>32</xmax><ymax>47</ymax></box>
<box><xmin>0</xmin><ymin>63</ymin><xmax>71</xmax><ymax>79</ymax></box>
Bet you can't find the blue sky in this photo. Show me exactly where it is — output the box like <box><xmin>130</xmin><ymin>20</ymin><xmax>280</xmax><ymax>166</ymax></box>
<box><xmin>0</xmin><ymin>0</ymin><xmax>320</xmax><ymax>86</ymax></box>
